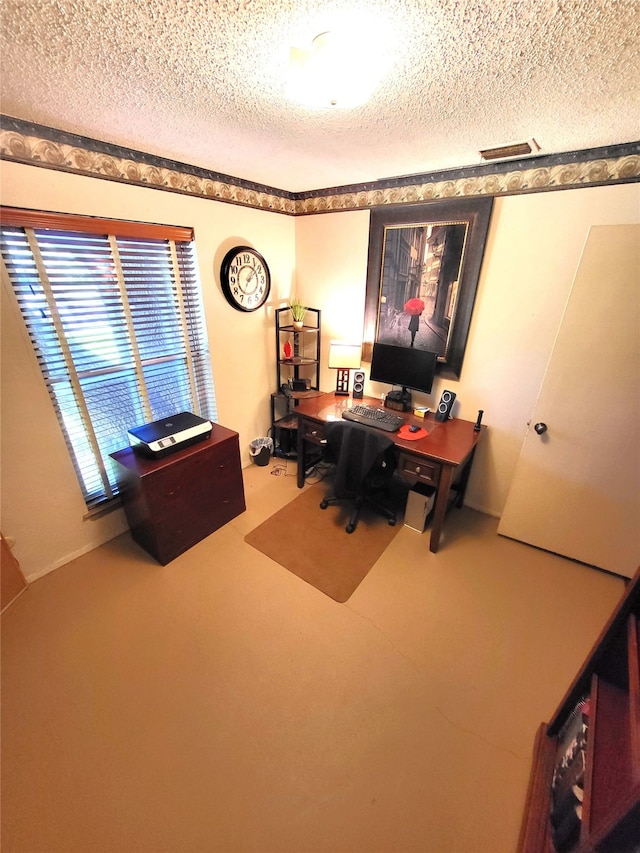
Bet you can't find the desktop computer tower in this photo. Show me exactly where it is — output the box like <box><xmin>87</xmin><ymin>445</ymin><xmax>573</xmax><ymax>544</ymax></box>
<box><xmin>404</xmin><ymin>485</ymin><xmax>435</xmax><ymax>532</ymax></box>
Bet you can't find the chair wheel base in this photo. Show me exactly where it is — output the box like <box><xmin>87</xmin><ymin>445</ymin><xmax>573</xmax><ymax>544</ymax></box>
<box><xmin>346</xmin><ymin>522</ymin><xmax>356</xmax><ymax>534</ymax></box>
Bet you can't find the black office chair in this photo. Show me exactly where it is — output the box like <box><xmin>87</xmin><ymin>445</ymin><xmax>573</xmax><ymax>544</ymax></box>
<box><xmin>320</xmin><ymin>421</ymin><xmax>397</xmax><ymax>534</ymax></box>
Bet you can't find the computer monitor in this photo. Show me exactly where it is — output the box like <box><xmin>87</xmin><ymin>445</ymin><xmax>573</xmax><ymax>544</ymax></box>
<box><xmin>370</xmin><ymin>343</ymin><xmax>437</xmax><ymax>399</ymax></box>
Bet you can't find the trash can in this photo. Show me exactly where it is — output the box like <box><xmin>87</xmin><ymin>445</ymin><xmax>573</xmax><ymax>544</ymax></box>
<box><xmin>404</xmin><ymin>484</ymin><xmax>435</xmax><ymax>532</ymax></box>
<box><xmin>249</xmin><ymin>436</ymin><xmax>273</xmax><ymax>466</ymax></box>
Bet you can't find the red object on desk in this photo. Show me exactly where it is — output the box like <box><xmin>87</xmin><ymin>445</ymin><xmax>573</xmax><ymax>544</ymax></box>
<box><xmin>397</xmin><ymin>424</ymin><xmax>428</xmax><ymax>440</ymax></box>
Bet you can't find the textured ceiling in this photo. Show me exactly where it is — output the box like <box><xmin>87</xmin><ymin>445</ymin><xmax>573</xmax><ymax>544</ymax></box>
<box><xmin>1</xmin><ymin>0</ymin><xmax>639</xmax><ymax>192</ymax></box>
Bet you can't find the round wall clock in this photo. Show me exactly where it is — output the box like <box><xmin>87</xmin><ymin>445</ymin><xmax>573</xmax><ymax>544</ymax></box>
<box><xmin>220</xmin><ymin>245</ymin><xmax>271</xmax><ymax>312</ymax></box>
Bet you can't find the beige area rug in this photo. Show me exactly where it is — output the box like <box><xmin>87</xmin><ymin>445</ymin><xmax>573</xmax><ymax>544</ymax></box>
<box><xmin>244</xmin><ymin>482</ymin><xmax>401</xmax><ymax>602</ymax></box>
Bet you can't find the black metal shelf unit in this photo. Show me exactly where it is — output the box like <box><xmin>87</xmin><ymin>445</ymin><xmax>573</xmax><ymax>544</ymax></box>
<box><xmin>271</xmin><ymin>307</ymin><xmax>321</xmax><ymax>458</ymax></box>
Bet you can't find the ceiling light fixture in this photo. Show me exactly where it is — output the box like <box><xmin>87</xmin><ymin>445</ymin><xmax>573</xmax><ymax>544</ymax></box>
<box><xmin>287</xmin><ymin>30</ymin><xmax>383</xmax><ymax>109</ymax></box>
<box><xmin>480</xmin><ymin>139</ymin><xmax>540</xmax><ymax>161</ymax></box>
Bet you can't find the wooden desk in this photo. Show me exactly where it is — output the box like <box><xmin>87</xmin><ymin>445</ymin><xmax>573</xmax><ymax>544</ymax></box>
<box><xmin>295</xmin><ymin>393</ymin><xmax>485</xmax><ymax>553</ymax></box>
<box><xmin>111</xmin><ymin>424</ymin><xmax>245</xmax><ymax>565</ymax></box>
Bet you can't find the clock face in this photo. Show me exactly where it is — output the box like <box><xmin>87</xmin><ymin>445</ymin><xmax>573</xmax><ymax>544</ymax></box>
<box><xmin>220</xmin><ymin>246</ymin><xmax>271</xmax><ymax>312</ymax></box>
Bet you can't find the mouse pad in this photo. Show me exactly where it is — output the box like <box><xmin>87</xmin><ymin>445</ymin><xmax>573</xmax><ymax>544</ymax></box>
<box><xmin>397</xmin><ymin>424</ymin><xmax>428</xmax><ymax>440</ymax></box>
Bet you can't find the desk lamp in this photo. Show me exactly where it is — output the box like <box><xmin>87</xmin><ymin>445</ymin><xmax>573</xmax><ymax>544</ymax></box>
<box><xmin>328</xmin><ymin>341</ymin><xmax>362</xmax><ymax>396</ymax></box>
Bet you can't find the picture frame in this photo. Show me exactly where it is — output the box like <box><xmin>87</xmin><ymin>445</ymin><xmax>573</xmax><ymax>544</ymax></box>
<box><xmin>362</xmin><ymin>197</ymin><xmax>494</xmax><ymax>379</ymax></box>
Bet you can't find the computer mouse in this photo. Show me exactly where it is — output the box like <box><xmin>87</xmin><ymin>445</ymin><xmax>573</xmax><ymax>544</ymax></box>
<box><xmin>408</xmin><ymin>424</ymin><xmax>420</xmax><ymax>433</ymax></box>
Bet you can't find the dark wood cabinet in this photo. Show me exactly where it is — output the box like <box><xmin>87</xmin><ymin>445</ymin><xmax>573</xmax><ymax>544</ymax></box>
<box><xmin>111</xmin><ymin>423</ymin><xmax>245</xmax><ymax>565</ymax></box>
<box><xmin>518</xmin><ymin>567</ymin><xmax>640</xmax><ymax>852</ymax></box>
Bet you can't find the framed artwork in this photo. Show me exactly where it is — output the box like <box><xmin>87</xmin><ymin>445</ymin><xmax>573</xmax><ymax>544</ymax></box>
<box><xmin>362</xmin><ymin>197</ymin><xmax>494</xmax><ymax>378</ymax></box>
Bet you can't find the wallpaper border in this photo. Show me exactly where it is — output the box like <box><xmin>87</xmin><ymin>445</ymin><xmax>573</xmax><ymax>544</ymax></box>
<box><xmin>1</xmin><ymin>116</ymin><xmax>638</xmax><ymax>216</ymax></box>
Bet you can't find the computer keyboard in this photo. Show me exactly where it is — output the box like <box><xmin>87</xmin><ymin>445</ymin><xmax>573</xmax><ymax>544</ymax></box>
<box><xmin>342</xmin><ymin>404</ymin><xmax>404</xmax><ymax>433</ymax></box>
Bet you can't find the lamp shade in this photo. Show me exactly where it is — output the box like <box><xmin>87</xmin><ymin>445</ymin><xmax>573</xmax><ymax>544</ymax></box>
<box><xmin>328</xmin><ymin>341</ymin><xmax>362</xmax><ymax>369</ymax></box>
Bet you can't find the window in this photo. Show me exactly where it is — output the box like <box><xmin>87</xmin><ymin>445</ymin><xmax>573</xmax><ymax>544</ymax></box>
<box><xmin>1</xmin><ymin>208</ymin><xmax>217</xmax><ymax>509</ymax></box>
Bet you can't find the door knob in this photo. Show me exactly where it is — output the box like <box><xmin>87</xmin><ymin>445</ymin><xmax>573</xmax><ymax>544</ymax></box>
<box><xmin>534</xmin><ymin>422</ymin><xmax>548</xmax><ymax>435</ymax></box>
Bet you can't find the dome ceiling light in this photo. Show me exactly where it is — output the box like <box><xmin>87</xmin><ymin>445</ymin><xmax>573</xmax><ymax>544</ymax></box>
<box><xmin>287</xmin><ymin>30</ymin><xmax>386</xmax><ymax>109</ymax></box>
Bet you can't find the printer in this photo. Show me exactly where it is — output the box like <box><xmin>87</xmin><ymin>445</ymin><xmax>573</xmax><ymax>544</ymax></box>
<box><xmin>128</xmin><ymin>412</ymin><xmax>212</xmax><ymax>458</ymax></box>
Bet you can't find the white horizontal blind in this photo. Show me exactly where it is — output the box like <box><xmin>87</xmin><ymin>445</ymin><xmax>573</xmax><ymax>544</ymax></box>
<box><xmin>1</xmin><ymin>212</ymin><xmax>217</xmax><ymax>508</ymax></box>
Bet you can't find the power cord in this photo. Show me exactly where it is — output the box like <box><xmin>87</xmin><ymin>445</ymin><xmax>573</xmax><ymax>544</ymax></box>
<box><xmin>304</xmin><ymin>460</ymin><xmax>333</xmax><ymax>485</ymax></box>
<box><xmin>269</xmin><ymin>457</ymin><xmax>333</xmax><ymax>483</ymax></box>
<box><xmin>270</xmin><ymin>458</ymin><xmax>294</xmax><ymax>476</ymax></box>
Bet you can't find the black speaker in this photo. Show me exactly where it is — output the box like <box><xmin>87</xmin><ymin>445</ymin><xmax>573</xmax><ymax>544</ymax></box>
<box><xmin>435</xmin><ymin>389</ymin><xmax>456</xmax><ymax>421</ymax></box>
<box><xmin>352</xmin><ymin>370</ymin><xmax>365</xmax><ymax>399</ymax></box>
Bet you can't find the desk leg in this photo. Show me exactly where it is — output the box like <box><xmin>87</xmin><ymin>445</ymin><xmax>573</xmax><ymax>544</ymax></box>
<box><xmin>430</xmin><ymin>465</ymin><xmax>454</xmax><ymax>553</ymax></box>
<box><xmin>296</xmin><ymin>423</ymin><xmax>305</xmax><ymax>488</ymax></box>
<box><xmin>454</xmin><ymin>448</ymin><xmax>476</xmax><ymax>508</ymax></box>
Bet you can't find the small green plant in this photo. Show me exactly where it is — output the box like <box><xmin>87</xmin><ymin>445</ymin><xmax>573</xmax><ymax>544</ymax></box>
<box><xmin>289</xmin><ymin>298</ymin><xmax>307</xmax><ymax>323</ymax></box>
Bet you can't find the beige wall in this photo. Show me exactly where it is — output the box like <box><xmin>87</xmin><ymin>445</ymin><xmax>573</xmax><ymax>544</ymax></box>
<box><xmin>294</xmin><ymin>184</ymin><xmax>640</xmax><ymax>517</ymax></box>
<box><xmin>1</xmin><ymin>161</ymin><xmax>295</xmax><ymax>579</ymax></box>
<box><xmin>2</xmin><ymin>158</ymin><xmax>639</xmax><ymax>579</ymax></box>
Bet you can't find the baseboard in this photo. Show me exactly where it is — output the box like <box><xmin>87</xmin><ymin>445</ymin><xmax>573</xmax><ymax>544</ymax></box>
<box><xmin>462</xmin><ymin>499</ymin><xmax>501</xmax><ymax>519</ymax></box>
<box><xmin>1</xmin><ymin>533</ymin><xmax>28</xmax><ymax>612</ymax></box>
<box><xmin>24</xmin><ymin>536</ymin><xmax>124</xmax><ymax>583</ymax></box>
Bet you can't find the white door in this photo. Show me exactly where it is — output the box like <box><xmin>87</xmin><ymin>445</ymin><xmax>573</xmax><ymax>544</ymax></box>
<box><xmin>498</xmin><ymin>225</ymin><xmax>640</xmax><ymax>578</ymax></box>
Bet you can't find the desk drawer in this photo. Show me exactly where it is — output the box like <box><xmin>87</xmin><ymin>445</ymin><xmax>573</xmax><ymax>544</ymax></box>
<box><xmin>398</xmin><ymin>452</ymin><xmax>441</xmax><ymax>487</ymax></box>
<box><xmin>301</xmin><ymin>418</ymin><xmax>326</xmax><ymax>445</ymax></box>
